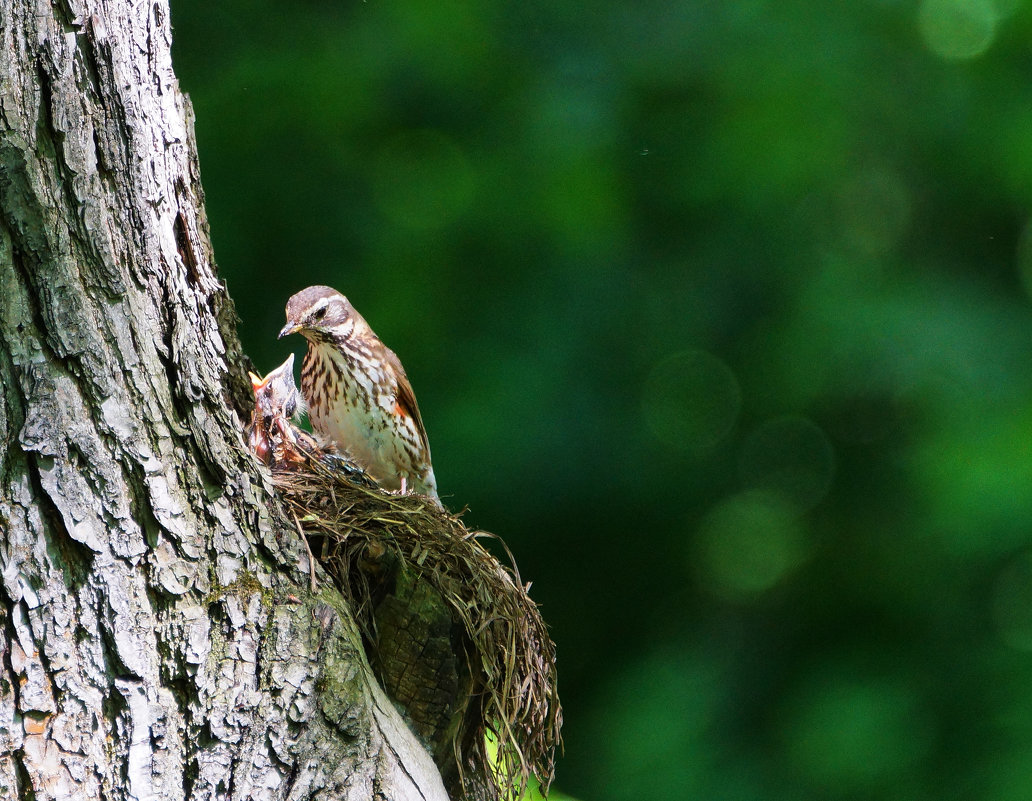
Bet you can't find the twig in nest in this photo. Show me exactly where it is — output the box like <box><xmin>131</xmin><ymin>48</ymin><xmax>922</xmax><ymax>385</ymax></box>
<box><xmin>291</xmin><ymin>510</ymin><xmax>318</xmax><ymax>594</ymax></box>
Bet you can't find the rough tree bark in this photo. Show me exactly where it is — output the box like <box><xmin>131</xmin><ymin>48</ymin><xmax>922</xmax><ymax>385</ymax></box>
<box><xmin>0</xmin><ymin>1</ymin><xmax>449</xmax><ymax>799</ymax></box>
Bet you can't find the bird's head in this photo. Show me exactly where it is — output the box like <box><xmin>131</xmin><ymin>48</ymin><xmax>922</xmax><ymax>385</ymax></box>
<box><xmin>251</xmin><ymin>353</ymin><xmax>302</xmax><ymax>420</ymax></box>
<box><xmin>279</xmin><ymin>285</ymin><xmax>357</xmax><ymax>343</ymax></box>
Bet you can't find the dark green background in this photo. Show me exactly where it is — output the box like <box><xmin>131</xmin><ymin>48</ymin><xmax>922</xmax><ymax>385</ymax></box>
<box><xmin>171</xmin><ymin>2</ymin><xmax>1032</xmax><ymax>799</ymax></box>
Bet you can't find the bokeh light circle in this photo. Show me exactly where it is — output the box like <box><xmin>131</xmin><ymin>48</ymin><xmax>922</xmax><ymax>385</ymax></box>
<box><xmin>642</xmin><ymin>350</ymin><xmax>742</xmax><ymax>451</ymax></box>
<box><xmin>739</xmin><ymin>416</ymin><xmax>836</xmax><ymax>510</ymax></box>
<box><xmin>694</xmin><ymin>490</ymin><xmax>807</xmax><ymax>601</ymax></box>
<box><xmin>918</xmin><ymin>0</ymin><xmax>997</xmax><ymax>61</ymax></box>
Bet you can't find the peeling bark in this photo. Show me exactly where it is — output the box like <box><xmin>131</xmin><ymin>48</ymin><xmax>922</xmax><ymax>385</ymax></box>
<box><xmin>0</xmin><ymin>1</ymin><xmax>448</xmax><ymax>798</ymax></box>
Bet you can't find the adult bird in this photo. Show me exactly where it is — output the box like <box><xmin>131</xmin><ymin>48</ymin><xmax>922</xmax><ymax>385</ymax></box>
<box><xmin>279</xmin><ymin>285</ymin><xmax>439</xmax><ymax>499</ymax></box>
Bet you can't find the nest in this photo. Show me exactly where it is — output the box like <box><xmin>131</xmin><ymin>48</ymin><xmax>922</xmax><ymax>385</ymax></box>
<box><xmin>271</xmin><ymin>451</ymin><xmax>562</xmax><ymax>799</ymax></box>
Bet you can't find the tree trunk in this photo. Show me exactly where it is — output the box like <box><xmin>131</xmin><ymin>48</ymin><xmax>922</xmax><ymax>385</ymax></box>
<box><xmin>0</xmin><ymin>1</ymin><xmax>448</xmax><ymax>798</ymax></box>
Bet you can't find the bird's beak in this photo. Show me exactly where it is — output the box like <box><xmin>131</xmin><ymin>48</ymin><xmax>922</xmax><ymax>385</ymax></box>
<box><xmin>278</xmin><ymin>322</ymin><xmax>300</xmax><ymax>339</ymax></box>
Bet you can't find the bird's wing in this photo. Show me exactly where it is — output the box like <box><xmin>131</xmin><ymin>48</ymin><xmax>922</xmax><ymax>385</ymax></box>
<box><xmin>384</xmin><ymin>345</ymin><xmax>431</xmax><ymax>454</ymax></box>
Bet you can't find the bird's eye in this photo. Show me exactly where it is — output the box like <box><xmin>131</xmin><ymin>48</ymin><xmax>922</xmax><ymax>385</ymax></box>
<box><xmin>312</xmin><ymin>306</ymin><xmax>327</xmax><ymax>321</ymax></box>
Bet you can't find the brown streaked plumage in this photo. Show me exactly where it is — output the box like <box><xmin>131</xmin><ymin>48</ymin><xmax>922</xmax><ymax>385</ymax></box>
<box><xmin>279</xmin><ymin>285</ymin><xmax>439</xmax><ymax>499</ymax></box>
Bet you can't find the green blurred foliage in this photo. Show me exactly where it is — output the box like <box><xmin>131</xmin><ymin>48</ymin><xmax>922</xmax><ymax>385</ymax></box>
<box><xmin>171</xmin><ymin>1</ymin><xmax>1032</xmax><ymax>798</ymax></box>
